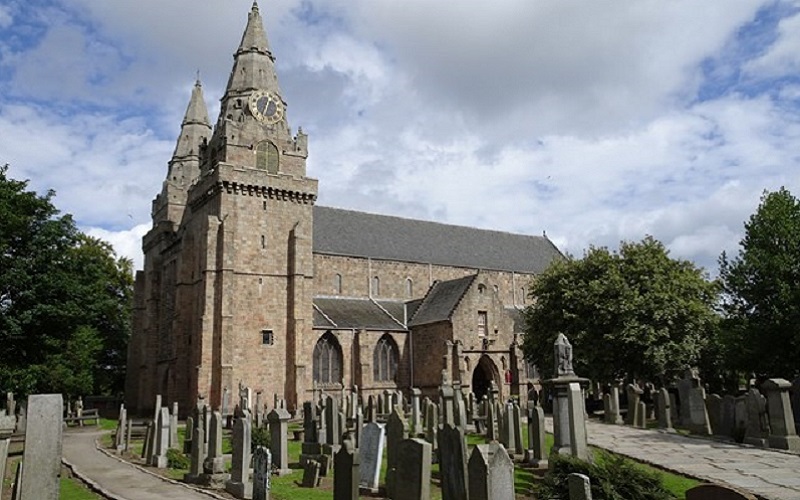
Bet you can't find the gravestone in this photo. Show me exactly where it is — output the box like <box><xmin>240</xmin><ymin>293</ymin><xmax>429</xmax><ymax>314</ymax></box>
<box><xmin>385</xmin><ymin>407</ymin><xmax>409</xmax><ymax>498</ymax></box>
<box><xmin>6</xmin><ymin>392</ymin><xmax>14</xmax><ymax>417</ymax></box>
<box><xmin>606</xmin><ymin>385</ymin><xmax>622</xmax><ymax>424</ymax></box>
<box><xmin>685</xmin><ymin>483</ymin><xmax>757</xmax><ymax>500</ymax></box>
<box><xmin>744</xmin><ymin>389</ymin><xmax>769</xmax><ymax>447</ymax></box>
<box><xmin>116</xmin><ymin>405</ymin><xmax>127</xmax><ymax>452</ymax></box>
<box><xmin>676</xmin><ymin>371</ymin><xmax>695</xmax><ymax>425</ymax></box>
<box><xmin>151</xmin><ymin>407</ymin><xmax>170</xmax><ymax>467</ymax></box>
<box><xmin>719</xmin><ymin>395</ymin><xmax>736</xmax><ymax>439</ymax></box>
<box><xmin>184</xmin><ymin>416</ymin><xmax>194</xmax><ymax>454</ymax></box>
<box><xmin>0</xmin><ymin>438</ymin><xmax>8</xmax><ymax>498</ymax></box>
<box><xmin>142</xmin><ymin>421</ymin><xmax>154</xmax><ymax>463</ymax></box>
<box><xmin>625</xmin><ymin>383</ymin><xmax>643</xmax><ymax>426</ymax></box>
<box><xmin>169</xmin><ymin>402</ymin><xmax>179</xmax><ymax>449</ymax></box>
<box><xmin>184</xmin><ymin>419</ymin><xmax>206</xmax><ymax>481</ymax></box>
<box><xmin>19</xmin><ymin>394</ymin><xmax>63</xmax><ymax>500</ymax></box>
<box><xmin>410</xmin><ymin>388</ymin><xmax>422</xmax><ymax>436</ymax></box>
<box><xmin>791</xmin><ymin>377</ymin><xmax>800</xmax><ymax>430</ymax></box>
<box><xmin>669</xmin><ymin>391</ymin><xmax>679</xmax><ymax>424</ymax></box>
<box><xmin>225</xmin><ymin>416</ymin><xmax>253</xmax><ymax>499</ymax></box>
<box><xmin>424</xmin><ymin>400</ymin><xmax>438</xmax><ymax>455</ymax></box>
<box><xmin>486</xmin><ymin>398</ymin><xmax>498</xmax><ymax>442</ymax></box>
<box><xmin>567</xmin><ymin>382</ymin><xmax>590</xmax><ymax>461</ymax></box>
<box><xmin>762</xmin><ymin>378</ymin><xmax>800</xmax><ymax>451</ymax></box>
<box><xmin>333</xmin><ymin>434</ymin><xmax>360</xmax><ymax>500</ymax></box>
<box><xmin>354</xmin><ymin>406</ymin><xmax>364</xmax><ymax>448</ymax></box>
<box><xmin>706</xmin><ymin>394</ymin><xmax>723</xmax><ymax>436</ymax></box>
<box><xmin>438</xmin><ymin>423</ymin><xmax>468</xmax><ymax>500</ymax></box>
<box><xmin>358</xmin><ymin>422</ymin><xmax>385</xmax><ymax>492</ymax></box>
<box><xmin>440</xmin><ymin>383</ymin><xmax>455</xmax><ymax>427</ymax></box>
<box><xmin>687</xmin><ymin>386</ymin><xmax>711</xmax><ymax>435</ymax></box>
<box><xmin>635</xmin><ymin>400</ymin><xmax>647</xmax><ymax>428</ymax></box>
<box><xmin>325</xmin><ymin>395</ymin><xmax>340</xmax><ymax>448</ymax></box>
<box><xmin>300</xmin><ymin>401</ymin><xmax>321</xmax><ymax>466</ymax></box>
<box><xmin>525</xmin><ymin>403</ymin><xmax>548</xmax><ymax>468</ymax></box>
<box><xmin>202</xmin><ymin>411</ymin><xmax>227</xmax><ymax>483</ymax></box>
<box><xmin>301</xmin><ymin>459</ymin><xmax>321</xmax><ymax>488</ymax></box>
<box><xmin>395</xmin><ymin>438</ymin><xmax>432</xmax><ymax>500</ymax></box>
<box><xmin>657</xmin><ymin>388</ymin><xmax>674</xmax><ymax>431</ymax></box>
<box><xmin>268</xmin><ymin>407</ymin><xmax>292</xmax><ymax>475</ymax></box>
<box><xmin>252</xmin><ymin>446</ymin><xmax>271</xmax><ymax>500</ymax></box>
<box><xmin>468</xmin><ymin>441</ymin><xmax>515</xmax><ymax>500</ymax></box>
<box><xmin>366</xmin><ymin>395</ymin><xmax>375</xmax><ymax>423</ymax></box>
<box><xmin>734</xmin><ymin>396</ymin><xmax>748</xmax><ymax>441</ymax></box>
<box><xmin>569</xmin><ymin>473</ymin><xmax>593</xmax><ymax>500</ymax></box>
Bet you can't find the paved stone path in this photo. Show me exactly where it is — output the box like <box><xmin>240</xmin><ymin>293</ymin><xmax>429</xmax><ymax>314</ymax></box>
<box><xmin>62</xmin><ymin>428</ymin><xmax>222</xmax><ymax>500</ymax></box>
<box><xmin>550</xmin><ymin>418</ymin><xmax>800</xmax><ymax>500</ymax></box>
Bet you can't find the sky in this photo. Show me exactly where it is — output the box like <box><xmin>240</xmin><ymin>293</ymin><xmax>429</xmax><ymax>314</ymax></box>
<box><xmin>1</xmin><ymin>0</ymin><xmax>799</xmax><ymax>275</ymax></box>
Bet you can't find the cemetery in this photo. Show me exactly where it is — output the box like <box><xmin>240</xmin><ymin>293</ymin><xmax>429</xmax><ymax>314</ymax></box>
<box><xmin>6</xmin><ymin>333</ymin><xmax>800</xmax><ymax>500</ymax></box>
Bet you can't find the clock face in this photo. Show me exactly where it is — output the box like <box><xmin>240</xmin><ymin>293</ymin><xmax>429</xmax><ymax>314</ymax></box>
<box><xmin>249</xmin><ymin>91</ymin><xmax>284</xmax><ymax>124</ymax></box>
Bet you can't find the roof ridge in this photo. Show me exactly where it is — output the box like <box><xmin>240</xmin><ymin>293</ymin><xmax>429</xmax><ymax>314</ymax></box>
<box><xmin>315</xmin><ymin>205</ymin><xmax>549</xmax><ymax>241</ymax></box>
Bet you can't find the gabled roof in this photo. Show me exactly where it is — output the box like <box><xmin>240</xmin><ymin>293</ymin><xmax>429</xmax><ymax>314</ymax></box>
<box><xmin>313</xmin><ymin>297</ymin><xmax>406</xmax><ymax>331</ymax></box>
<box><xmin>312</xmin><ymin>206</ymin><xmax>562</xmax><ymax>274</ymax></box>
<box><xmin>408</xmin><ymin>275</ymin><xmax>476</xmax><ymax>327</ymax></box>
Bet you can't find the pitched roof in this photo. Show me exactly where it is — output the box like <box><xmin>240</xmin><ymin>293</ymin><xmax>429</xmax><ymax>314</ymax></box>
<box><xmin>312</xmin><ymin>206</ymin><xmax>562</xmax><ymax>274</ymax></box>
<box><xmin>313</xmin><ymin>297</ymin><xmax>406</xmax><ymax>331</ymax></box>
<box><xmin>408</xmin><ymin>275</ymin><xmax>476</xmax><ymax>327</ymax></box>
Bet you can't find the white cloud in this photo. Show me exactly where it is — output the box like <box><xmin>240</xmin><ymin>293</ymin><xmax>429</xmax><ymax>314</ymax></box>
<box><xmin>745</xmin><ymin>10</ymin><xmax>800</xmax><ymax>77</ymax></box>
<box><xmin>86</xmin><ymin>223</ymin><xmax>150</xmax><ymax>270</ymax></box>
<box><xmin>0</xmin><ymin>4</ymin><xmax>13</xmax><ymax>28</ymax></box>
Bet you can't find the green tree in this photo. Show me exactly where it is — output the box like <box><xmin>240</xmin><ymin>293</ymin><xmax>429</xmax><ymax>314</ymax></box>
<box><xmin>522</xmin><ymin>236</ymin><xmax>719</xmax><ymax>384</ymax></box>
<box><xmin>719</xmin><ymin>187</ymin><xmax>800</xmax><ymax>377</ymax></box>
<box><xmin>0</xmin><ymin>165</ymin><xmax>133</xmax><ymax>397</ymax></box>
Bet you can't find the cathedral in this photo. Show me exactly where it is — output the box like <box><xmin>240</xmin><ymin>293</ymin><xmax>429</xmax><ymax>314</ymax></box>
<box><xmin>125</xmin><ymin>2</ymin><xmax>563</xmax><ymax>416</ymax></box>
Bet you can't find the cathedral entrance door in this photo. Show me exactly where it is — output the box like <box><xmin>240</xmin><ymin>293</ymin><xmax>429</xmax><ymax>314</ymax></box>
<box><xmin>472</xmin><ymin>355</ymin><xmax>499</xmax><ymax>401</ymax></box>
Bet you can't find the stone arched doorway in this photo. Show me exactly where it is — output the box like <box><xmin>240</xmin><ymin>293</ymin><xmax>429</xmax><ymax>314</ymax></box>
<box><xmin>472</xmin><ymin>355</ymin><xmax>500</xmax><ymax>401</ymax></box>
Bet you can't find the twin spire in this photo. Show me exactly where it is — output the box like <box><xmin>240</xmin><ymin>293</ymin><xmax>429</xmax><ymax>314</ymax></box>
<box><xmin>238</xmin><ymin>1</ymin><xmax>273</xmax><ymax>59</ymax></box>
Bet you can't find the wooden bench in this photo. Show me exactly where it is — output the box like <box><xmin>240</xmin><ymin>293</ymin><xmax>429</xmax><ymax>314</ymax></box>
<box><xmin>64</xmin><ymin>408</ymin><xmax>100</xmax><ymax>427</ymax></box>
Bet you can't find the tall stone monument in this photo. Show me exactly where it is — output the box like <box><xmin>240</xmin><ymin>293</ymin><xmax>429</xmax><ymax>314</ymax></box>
<box><xmin>545</xmin><ymin>333</ymin><xmax>590</xmax><ymax>460</ymax></box>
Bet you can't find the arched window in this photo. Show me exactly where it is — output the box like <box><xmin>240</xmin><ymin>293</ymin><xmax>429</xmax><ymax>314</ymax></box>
<box><xmin>255</xmin><ymin>141</ymin><xmax>279</xmax><ymax>173</ymax></box>
<box><xmin>373</xmin><ymin>335</ymin><xmax>398</xmax><ymax>382</ymax></box>
<box><xmin>371</xmin><ymin>276</ymin><xmax>380</xmax><ymax>296</ymax></box>
<box><xmin>520</xmin><ymin>287</ymin><xmax>526</xmax><ymax>304</ymax></box>
<box><xmin>313</xmin><ymin>332</ymin><xmax>342</xmax><ymax>386</ymax></box>
<box><xmin>334</xmin><ymin>274</ymin><xmax>342</xmax><ymax>294</ymax></box>
<box><xmin>405</xmin><ymin>278</ymin><xmax>413</xmax><ymax>298</ymax></box>
<box><xmin>478</xmin><ymin>284</ymin><xmax>486</xmax><ymax>294</ymax></box>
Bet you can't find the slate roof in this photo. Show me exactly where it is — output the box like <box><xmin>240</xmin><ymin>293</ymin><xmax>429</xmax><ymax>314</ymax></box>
<box><xmin>313</xmin><ymin>297</ymin><xmax>406</xmax><ymax>331</ymax></box>
<box><xmin>408</xmin><ymin>275</ymin><xmax>476</xmax><ymax>327</ymax></box>
<box><xmin>313</xmin><ymin>206</ymin><xmax>562</xmax><ymax>274</ymax></box>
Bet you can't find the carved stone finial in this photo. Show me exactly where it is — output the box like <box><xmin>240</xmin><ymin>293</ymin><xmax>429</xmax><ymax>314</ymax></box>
<box><xmin>554</xmin><ymin>333</ymin><xmax>575</xmax><ymax>377</ymax></box>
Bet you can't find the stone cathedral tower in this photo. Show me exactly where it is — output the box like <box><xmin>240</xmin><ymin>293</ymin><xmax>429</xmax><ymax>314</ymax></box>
<box><xmin>127</xmin><ymin>2</ymin><xmax>318</xmax><ymax>415</ymax></box>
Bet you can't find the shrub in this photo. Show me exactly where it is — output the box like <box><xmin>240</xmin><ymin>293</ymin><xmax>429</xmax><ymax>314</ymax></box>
<box><xmin>166</xmin><ymin>448</ymin><xmax>190</xmax><ymax>470</ymax></box>
<box><xmin>535</xmin><ymin>451</ymin><xmax>672</xmax><ymax>500</ymax></box>
<box><xmin>252</xmin><ymin>424</ymin><xmax>271</xmax><ymax>452</ymax></box>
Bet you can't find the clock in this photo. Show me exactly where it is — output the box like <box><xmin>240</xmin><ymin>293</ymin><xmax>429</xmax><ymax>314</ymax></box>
<box><xmin>249</xmin><ymin>91</ymin><xmax>284</xmax><ymax>124</ymax></box>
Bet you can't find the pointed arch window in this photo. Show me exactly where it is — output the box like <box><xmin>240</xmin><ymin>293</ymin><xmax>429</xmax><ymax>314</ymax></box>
<box><xmin>373</xmin><ymin>334</ymin><xmax>398</xmax><ymax>382</ymax></box>
<box><xmin>256</xmin><ymin>141</ymin><xmax>279</xmax><ymax>173</ymax></box>
<box><xmin>313</xmin><ymin>331</ymin><xmax>342</xmax><ymax>386</ymax></box>
<box><xmin>371</xmin><ymin>276</ymin><xmax>380</xmax><ymax>296</ymax></box>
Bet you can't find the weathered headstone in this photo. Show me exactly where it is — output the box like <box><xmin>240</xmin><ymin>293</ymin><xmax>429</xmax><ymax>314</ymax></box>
<box><xmin>151</xmin><ymin>407</ymin><xmax>170</xmax><ymax>467</ymax></box>
<box><xmin>116</xmin><ymin>405</ymin><xmax>127</xmax><ymax>452</ymax></box>
<box><xmin>333</xmin><ymin>434</ymin><xmax>360</xmax><ymax>500</ymax></box>
<box><xmin>625</xmin><ymin>383</ymin><xmax>643</xmax><ymax>426</ymax></box>
<box><xmin>366</xmin><ymin>395</ymin><xmax>375</xmax><ymax>423</ymax></box>
<box><xmin>567</xmin><ymin>382</ymin><xmax>590</xmax><ymax>461</ymax></box>
<box><xmin>719</xmin><ymin>395</ymin><xmax>736</xmax><ymax>439</ymax></box>
<box><xmin>395</xmin><ymin>438</ymin><xmax>432</xmax><ymax>500</ymax></box>
<box><xmin>657</xmin><ymin>388</ymin><xmax>674</xmax><ymax>431</ymax></box>
<box><xmin>325</xmin><ymin>395</ymin><xmax>340</xmax><ymax>448</ymax></box>
<box><xmin>568</xmin><ymin>473</ymin><xmax>593</xmax><ymax>500</ymax></box>
<box><xmin>225</xmin><ymin>416</ymin><xmax>253</xmax><ymax>499</ymax></box>
<box><xmin>608</xmin><ymin>385</ymin><xmax>623</xmax><ymax>424</ymax></box>
<box><xmin>424</xmin><ymin>400</ymin><xmax>438</xmax><ymax>455</ymax></box>
<box><xmin>252</xmin><ymin>446</ymin><xmax>272</xmax><ymax>500</ymax></box>
<box><xmin>184</xmin><ymin>416</ymin><xmax>194</xmax><ymax>454</ymax></box>
<box><xmin>706</xmin><ymin>394</ymin><xmax>723</xmax><ymax>436</ymax></box>
<box><xmin>142</xmin><ymin>420</ymin><xmax>154</xmax><ymax>462</ymax></box>
<box><xmin>635</xmin><ymin>400</ymin><xmax>647</xmax><ymax>428</ymax></box>
<box><xmin>358</xmin><ymin>422</ymin><xmax>385</xmax><ymax>492</ymax></box>
<box><xmin>201</xmin><ymin>411</ymin><xmax>227</xmax><ymax>483</ymax></box>
<box><xmin>268</xmin><ymin>407</ymin><xmax>292</xmax><ymax>475</ymax></box>
<box><xmin>687</xmin><ymin>386</ymin><xmax>711</xmax><ymax>435</ymax></box>
<box><xmin>734</xmin><ymin>395</ymin><xmax>748</xmax><ymax>441</ymax></box>
<box><xmin>762</xmin><ymin>378</ymin><xmax>800</xmax><ymax>451</ymax></box>
<box><xmin>525</xmin><ymin>403</ymin><xmax>548</xmax><ymax>468</ymax></box>
<box><xmin>169</xmin><ymin>402</ymin><xmax>179</xmax><ymax>449</ymax></box>
<box><xmin>0</xmin><ymin>438</ymin><xmax>9</xmax><ymax>498</ymax></box>
<box><xmin>386</xmin><ymin>406</ymin><xmax>409</xmax><ymax>498</ymax></box>
<box><xmin>438</xmin><ymin>423</ymin><xmax>468</xmax><ymax>500</ymax></box>
<box><xmin>410</xmin><ymin>388</ymin><xmax>422</xmax><ymax>436</ymax></box>
<box><xmin>744</xmin><ymin>389</ymin><xmax>769</xmax><ymax>447</ymax></box>
<box><xmin>19</xmin><ymin>394</ymin><xmax>63</xmax><ymax>500</ymax></box>
<box><xmin>301</xmin><ymin>459</ymin><xmax>321</xmax><ymax>488</ymax></box>
<box><xmin>468</xmin><ymin>441</ymin><xmax>515</xmax><ymax>500</ymax></box>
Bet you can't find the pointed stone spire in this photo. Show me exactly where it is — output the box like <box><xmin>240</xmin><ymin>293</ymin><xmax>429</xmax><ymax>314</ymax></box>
<box><xmin>224</xmin><ymin>0</ymin><xmax>282</xmax><ymax>97</ymax></box>
<box><xmin>238</xmin><ymin>1</ymin><xmax>272</xmax><ymax>58</ymax></box>
<box><xmin>173</xmin><ymin>78</ymin><xmax>211</xmax><ymax>160</ymax></box>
